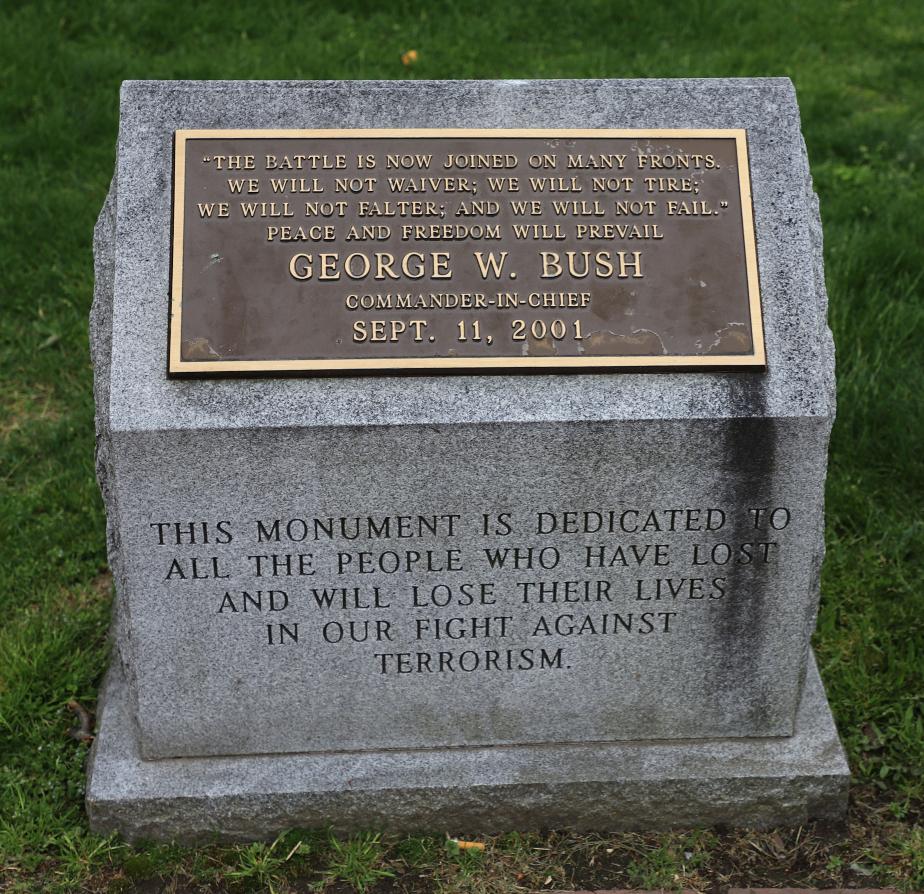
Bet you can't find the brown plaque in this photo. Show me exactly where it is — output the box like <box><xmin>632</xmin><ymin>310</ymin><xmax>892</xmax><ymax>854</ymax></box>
<box><xmin>169</xmin><ymin>129</ymin><xmax>763</xmax><ymax>374</ymax></box>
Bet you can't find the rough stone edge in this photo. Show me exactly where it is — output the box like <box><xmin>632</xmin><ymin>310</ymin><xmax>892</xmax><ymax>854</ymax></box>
<box><xmin>90</xmin><ymin>175</ymin><xmax>137</xmax><ymax>703</ymax></box>
<box><xmin>122</xmin><ymin>76</ymin><xmax>798</xmax><ymax>91</ymax></box>
<box><xmin>795</xmin><ymin>119</ymin><xmax>837</xmax><ymax>696</ymax></box>
<box><xmin>86</xmin><ymin>652</ymin><xmax>849</xmax><ymax>843</ymax></box>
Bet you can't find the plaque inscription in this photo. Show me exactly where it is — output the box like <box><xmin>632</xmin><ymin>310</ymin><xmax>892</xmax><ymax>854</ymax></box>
<box><xmin>169</xmin><ymin>129</ymin><xmax>763</xmax><ymax>374</ymax></box>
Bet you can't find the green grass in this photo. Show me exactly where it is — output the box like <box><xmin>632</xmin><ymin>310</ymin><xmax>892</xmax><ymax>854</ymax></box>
<box><xmin>0</xmin><ymin>0</ymin><xmax>922</xmax><ymax>891</ymax></box>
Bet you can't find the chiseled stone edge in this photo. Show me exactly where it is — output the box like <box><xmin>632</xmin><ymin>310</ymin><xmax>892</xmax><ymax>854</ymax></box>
<box><xmin>86</xmin><ymin>651</ymin><xmax>849</xmax><ymax>843</ymax></box>
<box><xmin>90</xmin><ymin>174</ymin><xmax>136</xmax><ymax>697</ymax></box>
<box><xmin>794</xmin><ymin>131</ymin><xmax>836</xmax><ymax>701</ymax></box>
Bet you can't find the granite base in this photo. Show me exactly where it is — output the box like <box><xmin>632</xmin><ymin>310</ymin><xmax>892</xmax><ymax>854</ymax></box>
<box><xmin>86</xmin><ymin>652</ymin><xmax>848</xmax><ymax>843</ymax></box>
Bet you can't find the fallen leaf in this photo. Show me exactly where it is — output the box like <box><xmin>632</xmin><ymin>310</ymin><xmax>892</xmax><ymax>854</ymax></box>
<box><xmin>453</xmin><ymin>839</ymin><xmax>485</xmax><ymax>851</ymax></box>
<box><xmin>66</xmin><ymin>700</ymin><xmax>94</xmax><ymax>743</ymax></box>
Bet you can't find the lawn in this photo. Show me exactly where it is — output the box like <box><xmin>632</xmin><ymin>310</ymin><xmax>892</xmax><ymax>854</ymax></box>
<box><xmin>0</xmin><ymin>0</ymin><xmax>922</xmax><ymax>891</ymax></box>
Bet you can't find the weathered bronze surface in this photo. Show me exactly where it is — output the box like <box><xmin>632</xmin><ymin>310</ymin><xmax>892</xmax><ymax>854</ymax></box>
<box><xmin>169</xmin><ymin>129</ymin><xmax>763</xmax><ymax>374</ymax></box>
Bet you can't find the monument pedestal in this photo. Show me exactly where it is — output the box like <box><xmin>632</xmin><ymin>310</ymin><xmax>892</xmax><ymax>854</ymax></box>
<box><xmin>88</xmin><ymin>79</ymin><xmax>849</xmax><ymax>840</ymax></box>
<box><xmin>88</xmin><ymin>652</ymin><xmax>847</xmax><ymax>842</ymax></box>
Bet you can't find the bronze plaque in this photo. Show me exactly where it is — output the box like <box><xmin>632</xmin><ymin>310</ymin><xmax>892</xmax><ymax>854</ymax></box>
<box><xmin>169</xmin><ymin>129</ymin><xmax>763</xmax><ymax>374</ymax></box>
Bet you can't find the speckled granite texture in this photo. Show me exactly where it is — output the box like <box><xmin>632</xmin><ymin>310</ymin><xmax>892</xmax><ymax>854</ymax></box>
<box><xmin>87</xmin><ymin>652</ymin><xmax>848</xmax><ymax>842</ymax></box>
<box><xmin>88</xmin><ymin>79</ymin><xmax>845</xmax><ymax>838</ymax></box>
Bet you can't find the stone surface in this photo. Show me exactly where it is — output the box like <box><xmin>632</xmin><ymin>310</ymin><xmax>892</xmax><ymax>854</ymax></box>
<box><xmin>86</xmin><ymin>651</ymin><xmax>848</xmax><ymax>842</ymax></box>
<box><xmin>89</xmin><ymin>78</ymin><xmax>846</xmax><ymax>835</ymax></box>
<box><xmin>110</xmin><ymin>416</ymin><xmax>831</xmax><ymax>760</ymax></box>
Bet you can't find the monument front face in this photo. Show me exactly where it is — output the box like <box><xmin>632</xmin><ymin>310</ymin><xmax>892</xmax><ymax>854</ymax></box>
<box><xmin>122</xmin><ymin>421</ymin><xmax>824</xmax><ymax>759</ymax></box>
<box><xmin>88</xmin><ymin>79</ymin><xmax>848</xmax><ymax>839</ymax></box>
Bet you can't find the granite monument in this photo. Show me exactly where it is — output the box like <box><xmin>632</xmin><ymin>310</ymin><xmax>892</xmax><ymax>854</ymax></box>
<box><xmin>87</xmin><ymin>78</ymin><xmax>848</xmax><ymax>842</ymax></box>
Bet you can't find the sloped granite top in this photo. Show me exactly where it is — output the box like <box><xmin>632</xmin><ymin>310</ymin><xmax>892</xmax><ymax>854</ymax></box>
<box><xmin>94</xmin><ymin>79</ymin><xmax>834</xmax><ymax>433</ymax></box>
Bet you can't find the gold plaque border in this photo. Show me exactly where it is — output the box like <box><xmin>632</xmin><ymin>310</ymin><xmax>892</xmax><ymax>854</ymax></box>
<box><xmin>169</xmin><ymin>129</ymin><xmax>765</xmax><ymax>374</ymax></box>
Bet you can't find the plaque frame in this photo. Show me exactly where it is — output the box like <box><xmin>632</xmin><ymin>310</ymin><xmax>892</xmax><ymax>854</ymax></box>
<box><xmin>169</xmin><ymin>128</ymin><xmax>765</xmax><ymax>375</ymax></box>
